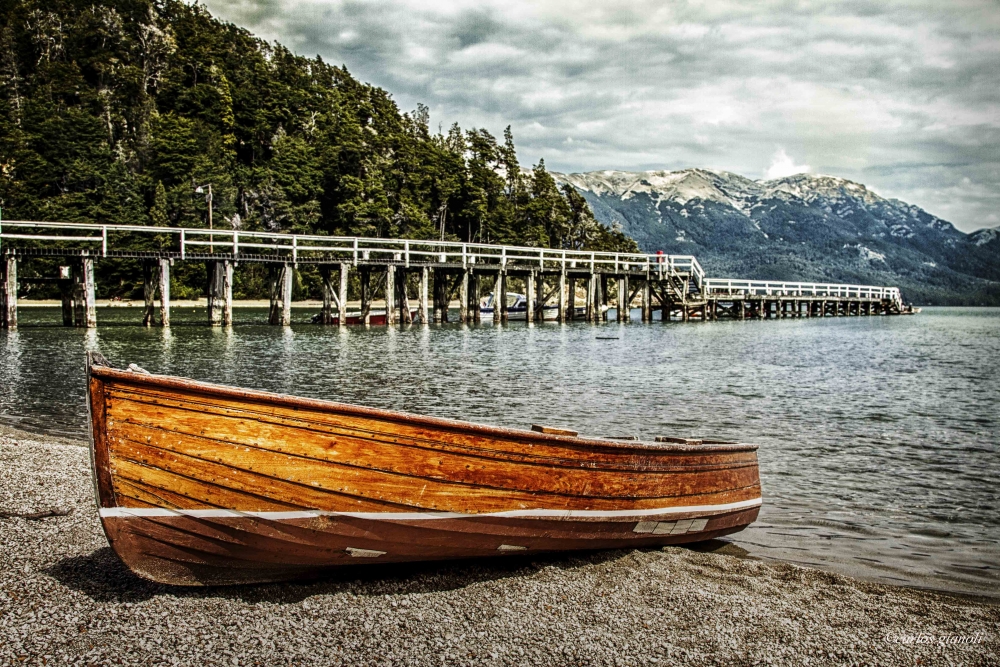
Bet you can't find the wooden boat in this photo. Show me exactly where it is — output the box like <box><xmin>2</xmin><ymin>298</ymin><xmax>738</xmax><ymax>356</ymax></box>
<box><xmin>87</xmin><ymin>353</ymin><xmax>762</xmax><ymax>586</ymax></box>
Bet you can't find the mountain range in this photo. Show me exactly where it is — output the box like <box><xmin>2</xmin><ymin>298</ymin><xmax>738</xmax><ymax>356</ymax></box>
<box><xmin>553</xmin><ymin>169</ymin><xmax>999</xmax><ymax>305</ymax></box>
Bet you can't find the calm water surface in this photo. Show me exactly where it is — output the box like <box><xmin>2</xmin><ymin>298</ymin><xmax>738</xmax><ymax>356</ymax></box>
<box><xmin>2</xmin><ymin>306</ymin><xmax>997</xmax><ymax>595</ymax></box>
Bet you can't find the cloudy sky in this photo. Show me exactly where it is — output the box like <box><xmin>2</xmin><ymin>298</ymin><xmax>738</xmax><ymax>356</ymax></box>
<box><xmin>202</xmin><ymin>0</ymin><xmax>999</xmax><ymax>232</ymax></box>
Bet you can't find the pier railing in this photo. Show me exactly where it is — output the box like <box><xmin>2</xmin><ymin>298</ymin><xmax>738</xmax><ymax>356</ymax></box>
<box><xmin>705</xmin><ymin>278</ymin><xmax>901</xmax><ymax>304</ymax></box>
<box><xmin>0</xmin><ymin>220</ymin><xmax>704</xmax><ymax>285</ymax></box>
<box><xmin>1</xmin><ymin>220</ymin><xmax>905</xmax><ymax>307</ymax></box>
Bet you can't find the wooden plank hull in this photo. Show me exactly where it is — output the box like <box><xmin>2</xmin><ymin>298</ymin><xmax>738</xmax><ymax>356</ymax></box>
<box><xmin>87</xmin><ymin>355</ymin><xmax>762</xmax><ymax>586</ymax></box>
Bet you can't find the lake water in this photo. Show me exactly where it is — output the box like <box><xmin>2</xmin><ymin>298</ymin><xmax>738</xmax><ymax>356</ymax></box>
<box><xmin>2</xmin><ymin>306</ymin><xmax>997</xmax><ymax>596</ymax></box>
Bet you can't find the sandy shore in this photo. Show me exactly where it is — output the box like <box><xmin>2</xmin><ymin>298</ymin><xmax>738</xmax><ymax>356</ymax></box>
<box><xmin>0</xmin><ymin>428</ymin><xmax>995</xmax><ymax>666</ymax></box>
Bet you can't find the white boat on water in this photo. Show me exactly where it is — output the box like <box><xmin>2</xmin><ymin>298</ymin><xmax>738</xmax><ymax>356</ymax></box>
<box><xmin>479</xmin><ymin>293</ymin><xmax>589</xmax><ymax>320</ymax></box>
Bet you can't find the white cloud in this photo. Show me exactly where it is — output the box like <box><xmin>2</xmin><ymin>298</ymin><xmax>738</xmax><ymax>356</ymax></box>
<box><xmin>201</xmin><ymin>0</ymin><xmax>1000</xmax><ymax>232</ymax></box>
<box><xmin>765</xmin><ymin>149</ymin><xmax>811</xmax><ymax>180</ymax></box>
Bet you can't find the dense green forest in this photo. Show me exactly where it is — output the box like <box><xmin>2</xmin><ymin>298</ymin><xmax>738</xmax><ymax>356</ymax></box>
<box><xmin>0</xmin><ymin>0</ymin><xmax>635</xmax><ymax>299</ymax></box>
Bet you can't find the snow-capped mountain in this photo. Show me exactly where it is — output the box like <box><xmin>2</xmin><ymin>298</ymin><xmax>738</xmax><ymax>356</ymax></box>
<box><xmin>554</xmin><ymin>169</ymin><xmax>999</xmax><ymax>305</ymax></box>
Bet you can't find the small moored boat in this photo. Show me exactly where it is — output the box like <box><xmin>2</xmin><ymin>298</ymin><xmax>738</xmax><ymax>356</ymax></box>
<box><xmin>87</xmin><ymin>354</ymin><xmax>762</xmax><ymax>586</ymax></box>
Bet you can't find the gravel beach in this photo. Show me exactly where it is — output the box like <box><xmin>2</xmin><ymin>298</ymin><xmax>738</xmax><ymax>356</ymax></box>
<box><xmin>1</xmin><ymin>428</ymin><xmax>996</xmax><ymax>666</ymax></box>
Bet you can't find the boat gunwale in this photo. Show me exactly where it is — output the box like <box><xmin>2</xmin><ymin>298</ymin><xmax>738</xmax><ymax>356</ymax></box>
<box><xmin>89</xmin><ymin>364</ymin><xmax>758</xmax><ymax>454</ymax></box>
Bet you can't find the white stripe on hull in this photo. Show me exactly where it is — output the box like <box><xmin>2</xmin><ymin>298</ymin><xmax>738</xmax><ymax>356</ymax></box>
<box><xmin>98</xmin><ymin>497</ymin><xmax>761</xmax><ymax>520</ymax></box>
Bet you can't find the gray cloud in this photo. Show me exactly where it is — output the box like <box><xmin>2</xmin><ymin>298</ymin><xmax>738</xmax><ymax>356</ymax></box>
<box><xmin>202</xmin><ymin>0</ymin><xmax>1000</xmax><ymax>232</ymax></box>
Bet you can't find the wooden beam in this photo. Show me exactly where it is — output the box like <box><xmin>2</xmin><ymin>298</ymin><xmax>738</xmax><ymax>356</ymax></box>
<box><xmin>399</xmin><ymin>269</ymin><xmax>413</xmax><ymax>324</ymax></box>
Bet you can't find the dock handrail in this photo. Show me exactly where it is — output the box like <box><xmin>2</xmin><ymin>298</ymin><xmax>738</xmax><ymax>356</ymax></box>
<box><xmin>705</xmin><ymin>278</ymin><xmax>901</xmax><ymax>305</ymax></box>
<box><xmin>0</xmin><ymin>219</ymin><xmax>703</xmax><ymax>277</ymax></box>
<box><xmin>0</xmin><ymin>220</ymin><xmax>900</xmax><ymax>305</ymax></box>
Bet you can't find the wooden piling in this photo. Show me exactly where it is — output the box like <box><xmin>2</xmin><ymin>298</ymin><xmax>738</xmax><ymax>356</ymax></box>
<box><xmin>222</xmin><ymin>261</ymin><xmax>233</xmax><ymax>326</ymax></box>
<box><xmin>526</xmin><ymin>271</ymin><xmax>535</xmax><ymax>323</ymax></box>
<box><xmin>319</xmin><ymin>266</ymin><xmax>335</xmax><ymax>325</ymax></box>
<box><xmin>535</xmin><ymin>272</ymin><xmax>545</xmax><ymax>322</ymax></box>
<box><xmin>73</xmin><ymin>258</ymin><xmax>97</xmax><ymax>328</ymax></box>
<box><xmin>567</xmin><ymin>277</ymin><xmax>576</xmax><ymax>321</ymax></box>
<box><xmin>207</xmin><ymin>261</ymin><xmax>224</xmax><ymax>326</ymax></box>
<box><xmin>602</xmin><ymin>276</ymin><xmax>610</xmax><ymax>321</ymax></box>
<box><xmin>432</xmin><ymin>269</ymin><xmax>446</xmax><ymax>323</ymax></box>
<box><xmin>268</xmin><ymin>264</ymin><xmax>292</xmax><ymax>326</ymax></box>
<box><xmin>359</xmin><ymin>267</ymin><xmax>372</xmax><ymax>325</ymax></box>
<box><xmin>385</xmin><ymin>265</ymin><xmax>396</xmax><ymax>326</ymax></box>
<box><xmin>60</xmin><ymin>268</ymin><xmax>73</xmax><ymax>326</ymax></box>
<box><xmin>159</xmin><ymin>259</ymin><xmax>171</xmax><ymax>327</ymax></box>
<box><xmin>641</xmin><ymin>280</ymin><xmax>651</xmax><ymax>322</ymax></box>
<box><xmin>142</xmin><ymin>261</ymin><xmax>157</xmax><ymax>327</ymax></box>
<box><xmin>338</xmin><ymin>263</ymin><xmax>349</xmax><ymax>327</ymax></box>
<box><xmin>471</xmin><ymin>272</ymin><xmax>481</xmax><ymax>323</ymax></box>
<box><xmin>558</xmin><ymin>271</ymin><xmax>567</xmax><ymax>323</ymax></box>
<box><xmin>585</xmin><ymin>273</ymin><xmax>595</xmax><ymax>322</ymax></box>
<box><xmin>1</xmin><ymin>256</ymin><xmax>16</xmax><ymax>329</ymax></box>
<box><xmin>398</xmin><ymin>270</ymin><xmax>413</xmax><ymax>324</ymax></box>
<box><xmin>459</xmin><ymin>269</ymin><xmax>469</xmax><ymax>323</ymax></box>
<box><xmin>419</xmin><ymin>267</ymin><xmax>429</xmax><ymax>324</ymax></box>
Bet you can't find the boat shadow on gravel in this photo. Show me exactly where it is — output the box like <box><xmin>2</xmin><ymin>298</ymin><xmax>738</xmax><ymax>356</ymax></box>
<box><xmin>45</xmin><ymin>540</ymin><xmax>747</xmax><ymax>604</ymax></box>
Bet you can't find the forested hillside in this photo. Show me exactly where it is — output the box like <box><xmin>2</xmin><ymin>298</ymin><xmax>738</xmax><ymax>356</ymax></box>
<box><xmin>0</xmin><ymin>0</ymin><xmax>633</xmax><ymax>298</ymax></box>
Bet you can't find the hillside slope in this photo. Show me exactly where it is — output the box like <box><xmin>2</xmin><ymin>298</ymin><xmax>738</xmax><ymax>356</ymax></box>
<box><xmin>555</xmin><ymin>169</ymin><xmax>1000</xmax><ymax>305</ymax></box>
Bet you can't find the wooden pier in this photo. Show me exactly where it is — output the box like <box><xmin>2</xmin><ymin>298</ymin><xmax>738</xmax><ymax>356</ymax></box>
<box><xmin>0</xmin><ymin>220</ymin><xmax>904</xmax><ymax>329</ymax></box>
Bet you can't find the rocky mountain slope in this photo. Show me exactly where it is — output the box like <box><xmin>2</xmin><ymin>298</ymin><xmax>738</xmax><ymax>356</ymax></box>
<box><xmin>554</xmin><ymin>169</ymin><xmax>1000</xmax><ymax>305</ymax></box>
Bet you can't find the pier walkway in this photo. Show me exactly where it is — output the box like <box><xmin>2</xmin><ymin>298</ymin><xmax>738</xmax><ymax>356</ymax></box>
<box><xmin>0</xmin><ymin>220</ymin><xmax>903</xmax><ymax>328</ymax></box>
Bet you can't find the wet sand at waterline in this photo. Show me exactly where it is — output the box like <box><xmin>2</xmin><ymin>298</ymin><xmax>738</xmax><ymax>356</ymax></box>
<box><xmin>0</xmin><ymin>428</ymin><xmax>996</xmax><ymax>666</ymax></box>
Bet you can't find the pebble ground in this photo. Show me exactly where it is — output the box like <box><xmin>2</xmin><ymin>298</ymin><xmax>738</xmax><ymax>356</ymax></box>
<box><xmin>1</xmin><ymin>429</ymin><xmax>996</xmax><ymax>666</ymax></box>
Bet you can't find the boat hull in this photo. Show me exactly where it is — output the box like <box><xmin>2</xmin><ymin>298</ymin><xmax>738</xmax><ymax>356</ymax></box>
<box><xmin>87</xmin><ymin>356</ymin><xmax>762</xmax><ymax>586</ymax></box>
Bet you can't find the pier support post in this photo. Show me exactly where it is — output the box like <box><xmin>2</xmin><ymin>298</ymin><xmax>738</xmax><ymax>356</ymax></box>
<box><xmin>338</xmin><ymin>263</ymin><xmax>349</xmax><ymax>327</ymax></box>
<box><xmin>159</xmin><ymin>259</ymin><xmax>171</xmax><ymax>327</ymax></box>
<box><xmin>471</xmin><ymin>272</ymin><xmax>481</xmax><ymax>323</ymax></box>
<box><xmin>535</xmin><ymin>272</ymin><xmax>545</xmax><ymax>321</ymax></box>
<box><xmin>359</xmin><ymin>267</ymin><xmax>372</xmax><ymax>325</ymax></box>
<box><xmin>586</xmin><ymin>273</ymin><xmax>595</xmax><ymax>322</ymax></box>
<box><xmin>459</xmin><ymin>269</ymin><xmax>468</xmax><ymax>323</ymax></box>
<box><xmin>567</xmin><ymin>277</ymin><xmax>576</xmax><ymax>321</ymax></box>
<box><xmin>385</xmin><ymin>265</ymin><xmax>396</xmax><ymax>326</ymax></box>
<box><xmin>558</xmin><ymin>271</ymin><xmax>567</xmax><ymax>322</ymax></box>
<box><xmin>399</xmin><ymin>269</ymin><xmax>414</xmax><ymax>324</ymax></box>
<box><xmin>641</xmin><ymin>280</ymin><xmax>651</xmax><ymax>322</ymax></box>
<box><xmin>223</xmin><ymin>261</ymin><xmax>233</xmax><ymax>326</ymax></box>
<box><xmin>1</xmin><ymin>256</ymin><xmax>16</xmax><ymax>329</ymax></box>
<box><xmin>432</xmin><ymin>269</ymin><xmax>447</xmax><ymax>323</ymax></box>
<box><xmin>268</xmin><ymin>263</ymin><xmax>292</xmax><ymax>326</ymax></box>
<box><xmin>526</xmin><ymin>271</ymin><xmax>535</xmax><ymax>323</ymax></box>
<box><xmin>599</xmin><ymin>275</ymin><xmax>609</xmax><ymax>322</ymax></box>
<box><xmin>73</xmin><ymin>258</ymin><xmax>97</xmax><ymax>328</ymax></box>
<box><xmin>419</xmin><ymin>267</ymin><xmax>429</xmax><ymax>324</ymax></box>
<box><xmin>59</xmin><ymin>267</ymin><xmax>73</xmax><ymax>326</ymax></box>
<box><xmin>206</xmin><ymin>261</ymin><xmax>233</xmax><ymax>326</ymax></box>
<box><xmin>142</xmin><ymin>261</ymin><xmax>157</xmax><ymax>327</ymax></box>
<box><xmin>320</xmin><ymin>266</ymin><xmax>335</xmax><ymax>325</ymax></box>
